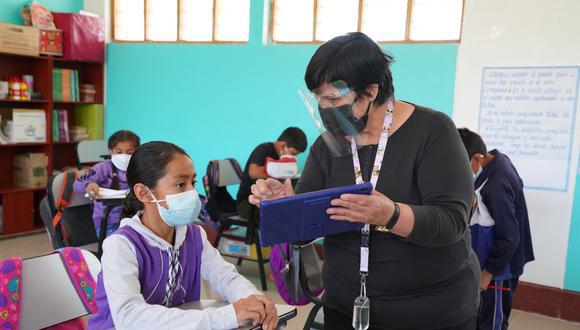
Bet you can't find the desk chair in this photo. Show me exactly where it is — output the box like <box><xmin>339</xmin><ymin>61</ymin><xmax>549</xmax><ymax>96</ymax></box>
<box><xmin>204</xmin><ymin>159</ymin><xmax>269</xmax><ymax>291</ymax></box>
<box><xmin>19</xmin><ymin>250</ymin><xmax>100</xmax><ymax>329</ymax></box>
<box><xmin>76</xmin><ymin>140</ymin><xmax>109</xmax><ymax>169</ymax></box>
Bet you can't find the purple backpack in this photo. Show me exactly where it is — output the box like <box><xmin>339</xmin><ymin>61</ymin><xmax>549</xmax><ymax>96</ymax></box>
<box><xmin>270</xmin><ymin>243</ymin><xmax>324</xmax><ymax>306</ymax></box>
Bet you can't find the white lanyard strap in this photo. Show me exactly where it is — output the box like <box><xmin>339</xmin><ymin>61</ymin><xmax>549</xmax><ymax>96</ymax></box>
<box><xmin>351</xmin><ymin>100</ymin><xmax>394</xmax><ymax>274</ymax></box>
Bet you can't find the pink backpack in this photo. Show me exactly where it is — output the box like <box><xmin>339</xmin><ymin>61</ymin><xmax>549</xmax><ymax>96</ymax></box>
<box><xmin>0</xmin><ymin>247</ymin><xmax>98</xmax><ymax>330</ymax></box>
<box><xmin>270</xmin><ymin>243</ymin><xmax>324</xmax><ymax>306</ymax></box>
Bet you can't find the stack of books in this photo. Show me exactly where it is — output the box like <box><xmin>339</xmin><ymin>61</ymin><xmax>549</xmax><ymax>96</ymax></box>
<box><xmin>53</xmin><ymin>68</ymin><xmax>80</xmax><ymax>102</ymax></box>
<box><xmin>70</xmin><ymin>126</ymin><xmax>90</xmax><ymax>141</ymax></box>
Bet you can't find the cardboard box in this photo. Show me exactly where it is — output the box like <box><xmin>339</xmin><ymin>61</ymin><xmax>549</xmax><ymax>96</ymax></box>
<box><xmin>39</xmin><ymin>28</ymin><xmax>63</xmax><ymax>56</ymax></box>
<box><xmin>12</xmin><ymin>109</ymin><xmax>46</xmax><ymax>143</ymax></box>
<box><xmin>0</xmin><ymin>23</ymin><xmax>40</xmax><ymax>57</ymax></box>
<box><xmin>13</xmin><ymin>153</ymin><xmax>48</xmax><ymax>188</ymax></box>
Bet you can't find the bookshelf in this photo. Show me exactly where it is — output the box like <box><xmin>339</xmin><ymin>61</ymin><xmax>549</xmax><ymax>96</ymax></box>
<box><xmin>0</xmin><ymin>52</ymin><xmax>104</xmax><ymax>237</ymax></box>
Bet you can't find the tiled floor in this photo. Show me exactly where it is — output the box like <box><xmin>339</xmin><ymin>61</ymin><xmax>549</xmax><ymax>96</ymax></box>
<box><xmin>1</xmin><ymin>233</ymin><xmax>579</xmax><ymax>330</ymax></box>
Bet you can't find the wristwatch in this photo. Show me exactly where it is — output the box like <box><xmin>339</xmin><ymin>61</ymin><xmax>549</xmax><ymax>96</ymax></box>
<box><xmin>373</xmin><ymin>202</ymin><xmax>400</xmax><ymax>233</ymax></box>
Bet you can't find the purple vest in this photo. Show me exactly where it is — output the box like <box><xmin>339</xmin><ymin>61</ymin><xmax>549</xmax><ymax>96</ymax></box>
<box><xmin>88</xmin><ymin>224</ymin><xmax>203</xmax><ymax>330</ymax></box>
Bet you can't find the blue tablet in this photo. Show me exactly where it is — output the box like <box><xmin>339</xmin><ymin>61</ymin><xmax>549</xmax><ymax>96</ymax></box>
<box><xmin>259</xmin><ymin>183</ymin><xmax>373</xmax><ymax>245</ymax></box>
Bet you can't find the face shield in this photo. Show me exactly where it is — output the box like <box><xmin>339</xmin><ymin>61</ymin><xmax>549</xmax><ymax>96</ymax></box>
<box><xmin>299</xmin><ymin>80</ymin><xmax>371</xmax><ymax>157</ymax></box>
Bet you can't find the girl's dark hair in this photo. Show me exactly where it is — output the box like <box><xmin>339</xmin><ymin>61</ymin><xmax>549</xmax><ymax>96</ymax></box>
<box><xmin>121</xmin><ymin>141</ymin><xmax>189</xmax><ymax>218</ymax></box>
<box><xmin>305</xmin><ymin>32</ymin><xmax>395</xmax><ymax>106</ymax></box>
<box><xmin>108</xmin><ymin>130</ymin><xmax>141</xmax><ymax>150</ymax></box>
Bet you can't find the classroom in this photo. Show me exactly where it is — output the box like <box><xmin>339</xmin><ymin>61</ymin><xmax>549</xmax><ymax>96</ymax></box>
<box><xmin>0</xmin><ymin>0</ymin><xmax>579</xmax><ymax>329</ymax></box>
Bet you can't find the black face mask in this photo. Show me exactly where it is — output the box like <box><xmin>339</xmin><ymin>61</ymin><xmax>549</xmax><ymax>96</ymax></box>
<box><xmin>318</xmin><ymin>101</ymin><xmax>371</xmax><ymax>137</ymax></box>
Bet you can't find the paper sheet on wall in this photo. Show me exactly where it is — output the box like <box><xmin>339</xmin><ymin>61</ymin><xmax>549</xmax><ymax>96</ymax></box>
<box><xmin>479</xmin><ymin>66</ymin><xmax>579</xmax><ymax>191</ymax></box>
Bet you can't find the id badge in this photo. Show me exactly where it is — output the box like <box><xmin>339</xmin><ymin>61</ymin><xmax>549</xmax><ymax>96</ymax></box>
<box><xmin>352</xmin><ymin>295</ymin><xmax>370</xmax><ymax>330</ymax></box>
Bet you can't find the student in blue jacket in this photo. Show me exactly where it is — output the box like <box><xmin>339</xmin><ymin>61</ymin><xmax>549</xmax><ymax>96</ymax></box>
<box><xmin>458</xmin><ymin>128</ymin><xmax>535</xmax><ymax>330</ymax></box>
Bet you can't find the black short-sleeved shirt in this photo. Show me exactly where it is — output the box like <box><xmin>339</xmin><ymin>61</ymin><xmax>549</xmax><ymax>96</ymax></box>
<box><xmin>295</xmin><ymin>105</ymin><xmax>480</xmax><ymax>329</ymax></box>
<box><xmin>237</xmin><ymin>142</ymin><xmax>279</xmax><ymax>203</ymax></box>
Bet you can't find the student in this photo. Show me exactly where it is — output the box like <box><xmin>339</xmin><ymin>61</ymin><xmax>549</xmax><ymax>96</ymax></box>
<box><xmin>236</xmin><ymin>127</ymin><xmax>307</xmax><ymax>220</ymax></box>
<box><xmin>458</xmin><ymin>128</ymin><xmax>535</xmax><ymax>330</ymax></box>
<box><xmin>73</xmin><ymin>130</ymin><xmax>140</xmax><ymax>238</ymax></box>
<box><xmin>88</xmin><ymin>141</ymin><xmax>278</xmax><ymax>330</ymax></box>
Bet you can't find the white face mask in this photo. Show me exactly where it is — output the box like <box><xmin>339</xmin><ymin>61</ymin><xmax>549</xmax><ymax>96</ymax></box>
<box><xmin>148</xmin><ymin>188</ymin><xmax>201</xmax><ymax>227</ymax></box>
<box><xmin>111</xmin><ymin>154</ymin><xmax>131</xmax><ymax>171</ymax></box>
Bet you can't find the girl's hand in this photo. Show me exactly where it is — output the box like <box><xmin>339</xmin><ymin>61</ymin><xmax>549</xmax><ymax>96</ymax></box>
<box><xmin>233</xmin><ymin>295</ymin><xmax>267</xmax><ymax>327</ymax></box>
<box><xmin>249</xmin><ymin>178</ymin><xmax>294</xmax><ymax>207</ymax></box>
<box><xmin>86</xmin><ymin>183</ymin><xmax>100</xmax><ymax>200</ymax></box>
<box><xmin>327</xmin><ymin>190</ymin><xmax>395</xmax><ymax>226</ymax></box>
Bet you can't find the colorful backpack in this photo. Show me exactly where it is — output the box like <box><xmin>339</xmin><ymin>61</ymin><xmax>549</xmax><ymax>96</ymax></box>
<box><xmin>0</xmin><ymin>247</ymin><xmax>98</xmax><ymax>330</ymax></box>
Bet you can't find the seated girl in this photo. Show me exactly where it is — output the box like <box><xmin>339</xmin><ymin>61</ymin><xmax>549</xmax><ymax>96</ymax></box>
<box><xmin>73</xmin><ymin>130</ymin><xmax>141</xmax><ymax>238</ymax></box>
<box><xmin>88</xmin><ymin>141</ymin><xmax>278</xmax><ymax>330</ymax></box>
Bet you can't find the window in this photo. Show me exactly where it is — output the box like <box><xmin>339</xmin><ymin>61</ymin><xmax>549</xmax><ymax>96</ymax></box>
<box><xmin>113</xmin><ymin>0</ymin><xmax>250</xmax><ymax>42</ymax></box>
<box><xmin>270</xmin><ymin>0</ymin><xmax>464</xmax><ymax>43</ymax></box>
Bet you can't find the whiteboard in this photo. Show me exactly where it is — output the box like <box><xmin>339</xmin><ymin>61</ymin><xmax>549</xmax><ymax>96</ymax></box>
<box><xmin>478</xmin><ymin>66</ymin><xmax>580</xmax><ymax>191</ymax></box>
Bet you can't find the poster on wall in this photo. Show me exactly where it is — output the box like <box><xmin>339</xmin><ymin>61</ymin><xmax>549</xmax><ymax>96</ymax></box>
<box><xmin>479</xmin><ymin>66</ymin><xmax>579</xmax><ymax>191</ymax></box>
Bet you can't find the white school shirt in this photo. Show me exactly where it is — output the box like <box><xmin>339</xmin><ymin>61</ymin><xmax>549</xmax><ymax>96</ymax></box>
<box><xmin>100</xmin><ymin>215</ymin><xmax>261</xmax><ymax>330</ymax></box>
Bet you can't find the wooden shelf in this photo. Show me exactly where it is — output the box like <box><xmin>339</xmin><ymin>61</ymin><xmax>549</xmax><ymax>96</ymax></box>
<box><xmin>0</xmin><ymin>99</ymin><xmax>49</xmax><ymax>104</ymax></box>
<box><xmin>0</xmin><ymin>143</ymin><xmax>48</xmax><ymax>148</ymax></box>
<box><xmin>0</xmin><ymin>186</ymin><xmax>45</xmax><ymax>194</ymax></box>
<box><xmin>0</xmin><ymin>53</ymin><xmax>104</xmax><ymax>235</ymax></box>
<box><xmin>53</xmin><ymin>101</ymin><xmax>101</xmax><ymax>105</ymax></box>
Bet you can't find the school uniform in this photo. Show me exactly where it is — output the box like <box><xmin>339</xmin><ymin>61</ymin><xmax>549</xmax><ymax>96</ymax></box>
<box><xmin>471</xmin><ymin>150</ymin><xmax>534</xmax><ymax>330</ymax></box>
<box><xmin>73</xmin><ymin>160</ymin><xmax>128</xmax><ymax>237</ymax></box>
<box><xmin>88</xmin><ymin>214</ymin><xmax>260</xmax><ymax>330</ymax></box>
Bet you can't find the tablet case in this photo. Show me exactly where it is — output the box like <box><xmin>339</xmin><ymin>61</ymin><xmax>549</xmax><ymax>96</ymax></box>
<box><xmin>260</xmin><ymin>183</ymin><xmax>372</xmax><ymax>245</ymax></box>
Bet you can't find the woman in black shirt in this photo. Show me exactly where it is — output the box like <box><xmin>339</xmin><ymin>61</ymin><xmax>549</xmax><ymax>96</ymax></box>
<box><xmin>250</xmin><ymin>32</ymin><xmax>480</xmax><ymax>329</ymax></box>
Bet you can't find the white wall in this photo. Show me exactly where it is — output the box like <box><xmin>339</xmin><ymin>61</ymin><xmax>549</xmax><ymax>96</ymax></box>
<box><xmin>453</xmin><ymin>0</ymin><xmax>580</xmax><ymax>288</ymax></box>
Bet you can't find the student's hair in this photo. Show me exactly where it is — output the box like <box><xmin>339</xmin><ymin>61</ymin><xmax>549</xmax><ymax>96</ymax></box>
<box><xmin>458</xmin><ymin>128</ymin><xmax>488</xmax><ymax>160</ymax></box>
<box><xmin>278</xmin><ymin>127</ymin><xmax>308</xmax><ymax>153</ymax></box>
<box><xmin>121</xmin><ymin>141</ymin><xmax>189</xmax><ymax>218</ymax></box>
<box><xmin>305</xmin><ymin>32</ymin><xmax>395</xmax><ymax>106</ymax></box>
<box><xmin>108</xmin><ymin>130</ymin><xmax>141</xmax><ymax>150</ymax></box>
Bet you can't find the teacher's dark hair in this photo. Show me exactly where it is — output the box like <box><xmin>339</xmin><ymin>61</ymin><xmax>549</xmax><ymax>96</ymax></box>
<box><xmin>121</xmin><ymin>141</ymin><xmax>189</xmax><ymax>218</ymax></box>
<box><xmin>305</xmin><ymin>32</ymin><xmax>395</xmax><ymax>106</ymax></box>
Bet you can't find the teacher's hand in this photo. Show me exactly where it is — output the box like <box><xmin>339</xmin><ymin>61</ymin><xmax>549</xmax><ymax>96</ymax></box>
<box><xmin>327</xmin><ymin>190</ymin><xmax>395</xmax><ymax>226</ymax></box>
<box><xmin>249</xmin><ymin>178</ymin><xmax>295</xmax><ymax>207</ymax></box>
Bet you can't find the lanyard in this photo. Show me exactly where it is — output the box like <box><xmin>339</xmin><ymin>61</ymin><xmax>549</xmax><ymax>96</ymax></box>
<box><xmin>350</xmin><ymin>100</ymin><xmax>394</xmax><ymax>276</ymax></box>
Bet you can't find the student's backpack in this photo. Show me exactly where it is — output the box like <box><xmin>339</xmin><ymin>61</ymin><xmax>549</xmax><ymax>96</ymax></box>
<box><xmin>43</xmin><ymin>171</ymin><xmax>97</xmax><ymax>249</ymax></box>
<box><xmin>270</xmin><ymin>242</ymin><xmax>325</xmax><ymax>306</ymax></box>
<box><xmin>202</xmin><ymin>159</ymin><xmax>243</xmax><ymax>227</ymax></box>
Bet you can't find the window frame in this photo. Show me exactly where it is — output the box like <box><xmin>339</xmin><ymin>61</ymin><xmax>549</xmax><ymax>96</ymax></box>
<box><xmin>111</xmin><ymin>0</ymin><xmax>249</xmax><ymax>44</ymax></box>
<box><xmin>268</xmin><ymin>0</ymin><xmax>465</xmax><ymax>45</ymax></box>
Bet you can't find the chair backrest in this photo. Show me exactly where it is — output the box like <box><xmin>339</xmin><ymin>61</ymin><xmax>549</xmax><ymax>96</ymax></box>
<box><xmin>19</xmin><ymin>250</ymin><xmax>101</xmax><ymax>329</ymax></box>
<box><xmin>217</xmin><ymin>159</ymin><xmax>242</xmax><ymax>187</ymax></box>
<box><xmin>49</xmin><ymin>170</ymin><xmax>92</xmax><ymax>209</ymax></box>
<box><xmin>77</xmin><ymin>140</ymin><xmax>109</xmax><ymax>166</ymax></box>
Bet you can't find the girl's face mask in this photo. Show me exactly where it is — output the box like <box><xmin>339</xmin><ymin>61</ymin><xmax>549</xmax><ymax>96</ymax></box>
<box><xmin>147</xmin><ymin>188</ymin><xmax>201</xmax><ymax>227</ymax></box>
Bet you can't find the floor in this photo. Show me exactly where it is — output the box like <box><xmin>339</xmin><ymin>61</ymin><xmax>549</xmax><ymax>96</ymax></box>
<box><xmin>1</xmin><ymin>233</ymin><xmax>579</xmax><ymax>330</ymax></box>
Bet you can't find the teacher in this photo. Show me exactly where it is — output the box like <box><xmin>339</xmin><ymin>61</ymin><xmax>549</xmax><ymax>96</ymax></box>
<box><xmin>250</xmin><ymin>32</ymin><xmax>480</xmax><ymax>329</ymax></box>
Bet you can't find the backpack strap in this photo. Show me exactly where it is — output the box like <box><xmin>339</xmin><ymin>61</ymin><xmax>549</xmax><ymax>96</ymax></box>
<box><xmin>0</xmin><ymin>257</ymin><xmax>23</xmax><ymax>330</ymax></box>
<box><xmin>52</xmin><ymin>171</ymin><xmax>77</xmax><ymax>245</ymax></box>
<box><xmin>227</xmin><ymin>158</ymin><xmax>243</xmax><ymax>180</ymax></box>
<box><xmin>55</xmin><ymin>248</ymin><xmax>98</xmax><ymax>314</ymax></box>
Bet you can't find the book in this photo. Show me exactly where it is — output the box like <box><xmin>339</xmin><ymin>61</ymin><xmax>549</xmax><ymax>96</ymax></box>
<box><xmin>52</xmin><ymin>68</ymin><xmax>62</xmax><ymax>101</ymax></box>
<box><xmin>52</xmin><ymin>109</ymin><xmax>58</xmax><ymax>141</ymax></box>
<box><xmin>61</xmin><ymin>69</ymin><xmax>71</xmax><ymax>101</ymax></box>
